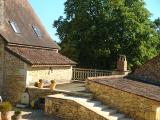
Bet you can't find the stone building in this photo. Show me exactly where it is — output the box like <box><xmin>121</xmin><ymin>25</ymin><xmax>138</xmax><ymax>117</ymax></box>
<box><xmin>0</xmin><ymin>0</ymin><xmax>76</xmax><ymax>103</ymax></box>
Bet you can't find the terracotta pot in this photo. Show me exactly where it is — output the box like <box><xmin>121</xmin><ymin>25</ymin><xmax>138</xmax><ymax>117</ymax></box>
<box><xmin>1</xmin><ymin>112</ymin><xmax>10</xmax><ymax>120</ymax></box>
<box><xmin>49</xmin><ymin>83</ymin><xmax>56</xmax><ymax>90</ymax></box>
<box><xmin>38</xmin><ymin>83</ymin><xmax>44</xmax><ymax>88</ymax></box>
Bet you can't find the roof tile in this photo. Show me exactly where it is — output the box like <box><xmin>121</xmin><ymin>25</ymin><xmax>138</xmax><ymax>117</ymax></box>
<box><xmin>89</xmin><ymin>77</ymin><xmax>160</xmax><ymax>102</ymax></box>
<box><xmin>6</xmin><ymin>46</ymin><xmax>76</xmax><ymax>66</ymax></box>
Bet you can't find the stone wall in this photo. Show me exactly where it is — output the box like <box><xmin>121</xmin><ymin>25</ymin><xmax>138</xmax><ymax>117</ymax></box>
<box><xmin>3</xmin><ymin>50</ymin><xmax>27</xmax><ymax>103</ymax></box>
<box><xmin>0</xmin><ymin>38</ymin><xmax>4</xmax><ymax>94</ymax></box>
<box><xmin>27</xmin><ymin>87</ymin><xmax>56</xmax><ymax>102</ymax></box>
<box><xmin>86</xmin><ymin>79</ymin><xmax>160</xmax><ymax>120</ymax></box>
<box><xmin>0</xmin><ymin>0</ymin><xmax>4</xmax><ymax>28</ymax></box>
<box><xmin>26</xmin><ymin>66</ymin><xmax>72</xmax><ymax>86</ymax></box>
<box><xmin>129</xmin><ymin>55</ymin><xmax>160</xmax><ymax>85</ymax></box>
<box><xmin>45</xmin><ymin>95</ymin><xmax>107</xmax><ymax>120</ymax></box>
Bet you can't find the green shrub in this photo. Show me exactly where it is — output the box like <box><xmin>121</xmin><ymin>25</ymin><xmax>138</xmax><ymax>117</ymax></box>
<box><xmin>0</xmin><ymin>102</ymin><xmax>12</xmax><ymax>112</ymax></box>
<box><xmin>14</xmin><ymin>109</ymin><xmax>21</xmax><ymax>116</ymax></box>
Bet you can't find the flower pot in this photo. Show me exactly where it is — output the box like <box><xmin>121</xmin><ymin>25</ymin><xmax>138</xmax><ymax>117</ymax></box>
<box><xmin>1</xmin><ymin>112</ymin><xmax>10</xmax><ymax>120</ymax></box>
<box><xmin>49</xmin><ymin>83</ymin><xmax>56</xmax><ymax>90</ymax></box>
<box><xmin>38</xmin><ymin>83</ymin><xmax>44</xmax><ymax>88</ymax></box>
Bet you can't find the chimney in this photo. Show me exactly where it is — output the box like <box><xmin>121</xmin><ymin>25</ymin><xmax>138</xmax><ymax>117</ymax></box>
<box><xmin>117</xmin><ymin>55</ymin><xmax>127</xmax><ymax>71</ymax></box>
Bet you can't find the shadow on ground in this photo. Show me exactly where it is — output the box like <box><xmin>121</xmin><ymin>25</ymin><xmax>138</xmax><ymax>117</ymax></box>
<box><xmin>11</xmin><ymin>108</ymin><xmax>62</xmax><ymax>120</ymax></box>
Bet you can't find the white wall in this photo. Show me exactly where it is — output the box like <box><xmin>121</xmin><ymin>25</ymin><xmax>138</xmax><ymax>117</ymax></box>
<box><xmin>26</xmin><ymin>66</ymin><xmax>73</xmax><ymax>86</ymax></box>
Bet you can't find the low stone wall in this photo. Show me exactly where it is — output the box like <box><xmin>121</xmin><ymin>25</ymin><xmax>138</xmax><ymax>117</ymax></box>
<box><xmin>45</xmin><ymin>94</ymin><xmax>106</xmax><ymax>120</ymax></box>
<box><xmin>27</xmin><ymin>87</ymin><xmax>88</xmax><ymax>102</ymax></box>
<box><xmin>27</xmin><ymin>87</ymin><xmax>56</xmax><ymax>102</ymax></box>
<box><xmin>86</xmin><ymin>76</ymin><xmax>160</xmax><ymax>120</ymax></box>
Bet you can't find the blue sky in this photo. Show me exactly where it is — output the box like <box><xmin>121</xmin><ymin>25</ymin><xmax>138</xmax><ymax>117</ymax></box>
<box><xmin>29</xmin><ymin>0</ymin><xmax>160</xmax><ymax>42</ymax></box>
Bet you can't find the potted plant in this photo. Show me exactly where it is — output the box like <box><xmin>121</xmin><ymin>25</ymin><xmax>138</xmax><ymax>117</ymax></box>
<box><xmin>11</xmin><ymin>109</ymin><xmax>22</xmax><ymax>120</ymax></box>
<box><xmin>38</xmin><ymin>79</ymin><xmax>44</xmax><ymax>88</ymax></box>
<box><xmin>49</xmin><ymin>80</ymin><xmax>56</xmax><ymax>90</ymax></box>
<box><xmin>0</xmin><ymin>102</ymin><xmax>12</xmax><ymax>120</ymax></box>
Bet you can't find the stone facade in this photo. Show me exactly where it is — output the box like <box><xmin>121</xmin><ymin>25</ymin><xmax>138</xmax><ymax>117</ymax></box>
<box><xmin>130</xmin><ymin>55</ymin><xmax>160</xmax><ymax>85</ymax></box>
<box><xmin>0</xmin><ymin>0</ymin><xmax>75</xmax><ymax>104</ymax></box>
<box><xmin>0</xmin><ymin>37</ymin><xmax>4</xmax><ymax>94</ymax></box>
<box><xmin>26</xmin><ymin>66</ymin><xmax>72</xmax><ymax>86</ymax></box>
<box><xmin>45</xmin><ymin>95</ymin><xmax>107</xmax><ymax>120</ymax></box>
<box><xmin>0</xmin><ymin>0</ymin><xmax>4</xmax><ymax>28</ymax></box>
<box><xmin>1</xmin><ymin>50</ymin><xmax>73</xmax><ymax>103</ymax></box>
<box><xmin>0</xmin><ymin>47</ymin><xmax>73</xmax><ymax>103</ymax></box>
<box><xmin>2</xmin><ymin>51</ymin><xmax>27</xmax><ymax>103</ymax></box>
<box><xmin>86</xmin><ymin>79</ymin><xmax>160</xmax><ymax>120</ymax></box>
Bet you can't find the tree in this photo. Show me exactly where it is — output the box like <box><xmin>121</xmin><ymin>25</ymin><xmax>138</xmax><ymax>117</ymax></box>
<box><xmin>154</xmin><ymin>18</ymin><xmax>160</xmax><ymax>52</ymax></box>
<box><xmin>54</xmin><ymin>0</ymin><xmax>159</xmax><ymax>69</ymax></box>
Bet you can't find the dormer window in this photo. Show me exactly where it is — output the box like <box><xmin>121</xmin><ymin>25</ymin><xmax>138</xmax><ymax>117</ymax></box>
<box><xmin>32</xmin><ymin>25</ymin><xmax>42</xmax><ymax>38</ymax></box>
<box><xmin>9</xmin><ymin>21</ymin><xmax>21</xmax><ymax>34</ymax></box>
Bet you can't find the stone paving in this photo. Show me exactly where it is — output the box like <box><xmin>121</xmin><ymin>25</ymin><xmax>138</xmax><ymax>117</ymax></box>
<box><xmin>6</xmin><ymin>82</ymin><xmax>86</xmax><ymax>120</ymax></box>
<box><xmin>56</xmin><ymin>82</ymin><xmax>86</xmax><ymax>92</ymax></box>
<box><xmin>10</xmin><ymin>108</ymin><xmax>62</xmax><ymax>120</ymax></box>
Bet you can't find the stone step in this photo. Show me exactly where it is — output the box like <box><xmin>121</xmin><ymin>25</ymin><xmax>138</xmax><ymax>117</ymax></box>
<box><xmin>64</xmin><ymin>95</ymin><xmax>90</xmax><ymax>102</ymax></box>
<box><xmin>55</xmin><ymin>90</ymin><xmax>93</xmax><ymax>98</ymax></box>
<box><xmin>92</xmin><ymin>105</ymin><xmax>109</xmax><ymax>111</ymax></box>
<box><xmin>87</xmin><ymin>100</ymin><xmax>102</xmax><ymax>106</ymax></box>
<box><xmin>107</xmin><ymin>113</ymin><xmax>125</xmax><ymax>120</ymax></box>
<box><xmin>100</xmin><ymin>108</ymin><xmax>117</xmax><ymax>116</ymax></box>
<box><xmin>51</xmin><ymin>94</ymin><xmax>133</xmax><ymax>120</ymax></box>
<box><xmin>119</xmin><ymin>118</ymin><xmax>134</xmax><ymax>120</ymax></box>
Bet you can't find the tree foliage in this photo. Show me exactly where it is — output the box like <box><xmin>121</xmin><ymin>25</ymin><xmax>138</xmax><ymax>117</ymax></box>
<box><xmin>154</xmin><ymin>18</ymin><xmax>160</xmax><ymax>52</ymax></box>
<box><xmin>54</xmin><ymin>0</ymin><xmax>159</xmax><ymax>69</ymax></box>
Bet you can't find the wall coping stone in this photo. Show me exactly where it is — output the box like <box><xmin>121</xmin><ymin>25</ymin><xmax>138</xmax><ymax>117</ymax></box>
<box><xmin>87</xmin><ymin>75</ymin><xmax>126</xmax><ymax>80</ymax></box>
<box><xmin>27</xmin><ymin>86</ymin><xmax>93</xmax><ymax>98</ymax></box>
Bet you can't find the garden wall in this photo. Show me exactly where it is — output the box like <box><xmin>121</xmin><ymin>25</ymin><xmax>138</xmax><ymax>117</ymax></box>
<box><xmin>86</xmin><ymin>76</ymin><xmax>160</xmax><ymax>120</ymax></box>
<box><xmin>45</xmin><ymin>94</ymin><xmax>107</xmax><ymax>120</ymax></box>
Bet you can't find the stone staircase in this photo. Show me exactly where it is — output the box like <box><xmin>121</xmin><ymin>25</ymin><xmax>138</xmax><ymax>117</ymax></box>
<box><xmin>48</xmin><ymin>94</ymin><xmax>133</xmax><ymax>120</ymax></box>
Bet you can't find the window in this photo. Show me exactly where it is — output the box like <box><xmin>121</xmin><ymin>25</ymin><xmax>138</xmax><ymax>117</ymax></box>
<box><xmin>9</xmin><ymin>21</ymin><xmax>21</xmax><ymax>33</ymax></box>
<box><xmin>32</xmin><ymin>25</ymin><xmax>42</xmax><ymax>38</ymax></box>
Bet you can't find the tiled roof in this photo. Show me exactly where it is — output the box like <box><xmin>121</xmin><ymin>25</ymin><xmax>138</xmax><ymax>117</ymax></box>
<box><xmin>89</xmin><ymin>77</ymin><xmax>160</xmax><ymax>102</ymax></box>
<box><xmin>6</xmin><ymin>46</ymin><xmax>76</xmax><ymax>66</ymax></box>
<box><xmin>0</xmin><ymin>0</ymin><xmax>59</xmax><ymax>49</ymax></box>
<box><xmin>129</xmin><ymin>55</ymin><xmax>160</xmax><ymax>85</ymax></box>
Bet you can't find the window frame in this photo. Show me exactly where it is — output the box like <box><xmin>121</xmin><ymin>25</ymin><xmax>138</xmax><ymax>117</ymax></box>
<box><xmin>9</xmin><ymin>21</ymin><xmax>21</xmax><ymax>34</ymax></box>
<box><xmin>32</xmin><ymin>25</ymin><xmax>42</xmax><ymax>38</ymax></box>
